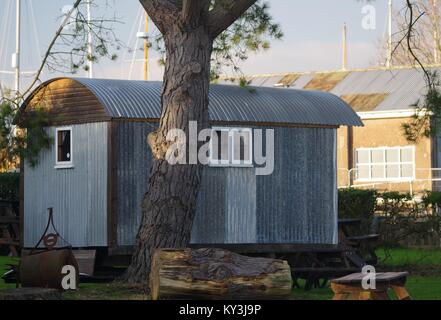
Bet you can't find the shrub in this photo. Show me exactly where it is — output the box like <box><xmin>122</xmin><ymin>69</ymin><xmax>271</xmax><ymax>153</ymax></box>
<box><xmin>338</xmin><ymin>188</ymin><xmax>377</xmax><ymax>235</ymax></box>
<box><xmin>338</xmin><ymin>188</ymin><xmax>377</xmax><ymax>219</ymax></box>
<box><xmin>0</xmin><ymin>173</ymin><xmax>19</xmax><ymax>201</ymax></box>
<box><xmin>378</xmin><ymin>192</ymin><xmax>441</xmax><ymax>249</ymax></box>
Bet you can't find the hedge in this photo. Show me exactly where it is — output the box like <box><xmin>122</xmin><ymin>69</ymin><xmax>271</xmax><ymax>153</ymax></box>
<box><xmin>0</xmin><ymin>173</ymin><xmax>19</xmax><ymax>201</ymax></box>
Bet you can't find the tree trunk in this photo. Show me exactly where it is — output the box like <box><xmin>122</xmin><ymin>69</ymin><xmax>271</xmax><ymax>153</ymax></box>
<box><xmin>150</xmin><ymin>248</ymin><xmax>293</xmax><ymax>300</ymax></box>
<box><xmin>125</xmin><ymin>25</ymin><xmax>213</xmax><ymax>287</ymax></box>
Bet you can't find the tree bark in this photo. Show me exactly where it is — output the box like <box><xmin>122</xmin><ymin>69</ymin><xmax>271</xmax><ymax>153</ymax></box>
<box><xmin>125</xmin><ymin>23</ymin><xmax>213</xmax><ymax>287</ymax></box>
<box><xmin>150</xmin><ymin>248</ymin><xmax>293</xmax><ymax>300</ymax></box>
<box><xmin>125</xmin><ymin>0</ymin><xmax>259</xmax><ymax>288</ymax></box>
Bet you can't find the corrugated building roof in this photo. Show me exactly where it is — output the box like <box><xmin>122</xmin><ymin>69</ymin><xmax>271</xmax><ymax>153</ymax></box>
<box><xmin>22</xmin><ymin>77</ymin><xmax>363</xmax><ymax>127</ymax></box>
<box><xmin>218</xmin><ymin>67</ymin><xmax>435</xmax><ymax>112</ymax></box>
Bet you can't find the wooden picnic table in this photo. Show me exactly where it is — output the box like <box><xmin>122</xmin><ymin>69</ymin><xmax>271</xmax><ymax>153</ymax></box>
<box><xmin>338</xmin><ymin>218</ymin><xmax>362</xmax><ymax>239</ymax></box>
<box><xmin>331</xmin><ymin>272</ymin><xmax>411</xmax><ymax>300</ymax></box>
<box><xmin>0</xmin><ymin>200</ymin><xmax>20</xmax><ymax>256</ymax></box>
<box><xmin>338</xmin><ymin>218</ymin><xmax>380</xmax><ymax>265</ymax></box>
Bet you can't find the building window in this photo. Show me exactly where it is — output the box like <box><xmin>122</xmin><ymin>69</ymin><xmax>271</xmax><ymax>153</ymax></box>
<box><xmin>55</xmin><ymin>127</ymin><xmax>73</xmax><ymax>168</ymax></box>
<box><xmin>210</xmin><ymin>128</ymin><xmax>253</xmax><ymax>167</ymax></box>
<box><xmin>231</xmin><ymin>128</ymin><xmax>253</xmax><ymax>166</ymax></box>
<box><xmin>210</xmin><ymin>128</ymin><xmax>230</xmax><ymax>166</ymax></box>
<box><xmin>355</xmin><ymin>147</ymin><xmax>415</xmax><ymax>182</ymax></box>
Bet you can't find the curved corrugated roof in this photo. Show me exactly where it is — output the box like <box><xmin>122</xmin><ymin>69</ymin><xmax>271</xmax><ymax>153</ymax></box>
<box><xmin>25</xmin><ymin>78</ymin><xmax>363</xmax><ymax>127</ymax></box>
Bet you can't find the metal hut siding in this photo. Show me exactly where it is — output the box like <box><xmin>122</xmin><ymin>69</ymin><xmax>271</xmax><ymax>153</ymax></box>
<box><xmin>114</xmin><ymin>123</ymin><xmax>338</xmax><ymax>245</ymax></box>
<box><xmin>22</xmin><ymin>78</ymin><xmax>362</xmax><ymax>249</ymax></box>
<box><xmin>24</xmin><ymin>123</ymin><xmax>108</xmax><ymax>247</ymax></box>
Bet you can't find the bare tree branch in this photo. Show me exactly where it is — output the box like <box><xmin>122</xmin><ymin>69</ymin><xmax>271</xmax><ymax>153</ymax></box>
<box><xmin>406</xmin><ymin>1</ymin><xmax>429</xmax><ymax>76</ymax></box>
<box><xmin>208</xmin><ymin>0</ymin><xmax>257</xmax><ymax>38</ymax></box>
<box><xmin>19</xmin><ymin>0</ymin><xmax>83</xmax><ymax>101</ymax></box>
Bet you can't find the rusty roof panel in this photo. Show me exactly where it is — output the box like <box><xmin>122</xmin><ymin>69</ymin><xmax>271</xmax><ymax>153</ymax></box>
<box><xmin>340</xmin><ymin>94</ymin><xmax>389</xmax><ymax>112</ymax></box>
<box><xmin>245</xmin><ymin>67</ymin><xmax>435</xmax><ymax>112</ymax></box>
<box><xmin>304</xmin><ymin>72</ymin><xmax>350</xmax><ymax>92</ymax></box>
<box><xmin>275</xmin><ymin>73</ymin><xmax>301</xmax><ymax>87</ymax></box>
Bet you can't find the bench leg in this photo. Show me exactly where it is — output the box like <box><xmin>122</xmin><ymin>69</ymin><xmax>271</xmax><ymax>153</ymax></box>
<box><xmin>359</xmin><ymin>291</ymin><xmax>372</xmax><ymax>300</ymax></box>
<box><xmin>347</xmin><ymin>292</ymin><xmax>361</xmax><ymax>300</ymax></box>
<box><xmin>371</xmin><ymin>291</ymin><xmax>390</xmax><ymax>300</ymax></box>
<box><xmin>392</xmin><ymin>285</ymin><xmax>411</xmax><ymax>300</ymax></box>
<box><xmin>333</xmin><ymin>293</ymin><xmax>349</xmax><ymax>300</ymax></box>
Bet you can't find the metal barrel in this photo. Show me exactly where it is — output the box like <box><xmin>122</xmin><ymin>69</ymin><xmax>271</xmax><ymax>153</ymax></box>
<box><xmin>20</xmin><ymin>248</ymin><xmax>79</xmax><ymax>290</ymax></box>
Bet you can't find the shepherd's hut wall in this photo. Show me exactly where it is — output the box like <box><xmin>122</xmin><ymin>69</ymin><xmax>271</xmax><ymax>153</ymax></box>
<box><xmin>114</xmin><ymin>122</ymin><xmax>338</xmax><ymax>246</ymax></box>
<box><xmin>191</xmin><ymin>126</ymin><xmax>338</xmax><ymax>245</ymax></box>
<box><xmin>114</xmin><ymin>121</ymin><xmax>156</xmax><ymax>246</ymax></box>
<box><xmin>24</xmin><ymin>122</ymin><xmax>108</xmax><ymax>247</ymax></box>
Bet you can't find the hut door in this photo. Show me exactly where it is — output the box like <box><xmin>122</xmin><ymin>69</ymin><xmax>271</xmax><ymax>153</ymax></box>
<box><xmin>225</xmin><ymin>168</ymin><xmax>257</xmax><ymax>244</ymax></box>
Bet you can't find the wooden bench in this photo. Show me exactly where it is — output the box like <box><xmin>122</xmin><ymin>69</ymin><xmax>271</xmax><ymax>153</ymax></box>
<box><xmin>0</xmin><ymin>200</ymin><xmax>20</xmax><ymax>256</ymax></box>
<box><xmin>338</xmin><ymin>218</ymin><xmax>380</xmax><ymax>265</ymax></box>
<box><xmin>331</xmin><ymin>272</ymin><xmax>411</xmax><ymax>300</ymax></box>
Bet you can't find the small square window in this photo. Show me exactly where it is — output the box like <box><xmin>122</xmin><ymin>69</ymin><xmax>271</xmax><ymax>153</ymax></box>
<box><xmin>371</xmin><ymin>150</ymin><xmax>384</xmax><ymax>163</ymax></box>
<box><xmin>210</xmin><ymin>129</ymin><xmax>230</xmax><ymax>165</ymax></box>
<box><xmin>401</xmin><ymin>164</ymin><xmax>414</xmax><ymax>178</ymax></box>
<box><xmin>209</xmin><ymin>127</ymin><xmax>254</xmax><ymax>167</ymax></box>
<box><xmin>401</xmin><ymin>148</ymin><xmax>413</xmax><ymax>162</ymax></box>
<box><xmin>56</xmin><ymin>128</ymin><xmax>73</xmax><ymax>168</ymax></box>
<box><xmin>386</xmin><ymin>164</ymin><xmax>400</xmax><ymax>179</ymax></box>
<box><xmin>231</xmin><ymin>129</ymin><xmax>253</xmax><ymax>166</ymax></box>
<box><xmin>357</xmin><ymin>150</ymin><xmax>370</xmax><ymax>164</ymax></box>
<box><xmin>357</xmin><ymin>165</ymin><xmax>370</xmax><ymax>180</ymax></box>
<box><xmin>386</xmin><ymin>149</ymin><xmax>399</xmax><ymax>163</ymax></box>
<box><xmin>371</xmin><ymin>165</ymin><xmax>385</xmax><ymax>179</ymax></box>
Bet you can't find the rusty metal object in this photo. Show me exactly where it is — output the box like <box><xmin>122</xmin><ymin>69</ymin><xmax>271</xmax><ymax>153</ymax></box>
<box><xmin>43</xmin><ymin>233</ymin><xmax>58</xmax><ymax>249</ymax></box>
<box><xmin>19</xmin><ymin>208</ymin><xmax>79</xmax><ymax>290</ymax></box>
<box><xmin>20</xmin><ymin>249</ymin><xmax>78</xmax><ymax>289</ymax></box>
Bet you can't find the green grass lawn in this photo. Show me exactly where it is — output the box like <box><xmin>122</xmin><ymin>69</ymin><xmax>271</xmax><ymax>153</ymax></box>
<box><xmin>377</xmin><ymin>247</ymin><xmax>441</xmax><ymax>267</ymax></box>
<box><xmin>0</xmin><ymin>256</ymin><xmax>19</xmax><ymax>290</ymax></box>
<box><xmin>62</xmin><ymin>283</ymin><xmax>148</xmax><ymax>300</ymax></box>
<box><xmin>2</xmin><ymin>248</ymin><xmax>441</xmax><ymax>300</ymax></box>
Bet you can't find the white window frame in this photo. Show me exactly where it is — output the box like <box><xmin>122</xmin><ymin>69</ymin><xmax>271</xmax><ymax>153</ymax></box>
<box><xmin>209</xmin><ymin>127</ymin><xmax>254</xmax><ymax>168</ymax></box>
<box><xmin>209</xmin><ymin>127</ymin><xmax>231</xmax><ymax>167</ymax></box>
<box><xmin>55</xmin><ymin>127</ymin><xmax>74</xmax><ymax>169</ymax></box>
<box><xmin>355</xmin><ymin>146</ymin><xmax>415</xmax><ymax>182</ymax></box>
<box><xmin>231</xmin><ymin>128</ymin><xmax>253</xmax><ymax>167</ymax></box>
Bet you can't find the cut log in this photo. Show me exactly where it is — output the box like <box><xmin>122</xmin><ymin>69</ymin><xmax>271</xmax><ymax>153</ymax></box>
<box><xmin>150</xmin><ymin>248</ymin><xmax>292</xmax><ymax>300</ymax></box>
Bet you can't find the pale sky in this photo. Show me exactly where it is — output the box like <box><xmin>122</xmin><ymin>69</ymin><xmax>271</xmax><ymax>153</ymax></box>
<box><xmin>0</xmin><ymin>0</ymin><xmax>396</xmax><ymax>90</ymax></box>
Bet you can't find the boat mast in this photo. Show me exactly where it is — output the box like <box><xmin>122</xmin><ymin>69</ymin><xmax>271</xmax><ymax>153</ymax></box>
<box><xmin>143</xmin><ymin>13</ymin><xmax>149</xmax><ymax>81</ymax></box>
<box><xmin>342</xmin><ymin>23</ymin><xmax>347</xmax><ymax>71</ymax></box>
<box><xmin>87</xmin><ymin>0</ymin><xmax>93</xmax><ymax>78</ymax></box>
<box><xmin>14</xmin><ymin>0</ymin><xmax>21</xmax><ymax>97</ymax></box>
<box><xmin>386</xmin><ymin>0</ymin><xmax>393</xmax><ymax>68</ymax></box>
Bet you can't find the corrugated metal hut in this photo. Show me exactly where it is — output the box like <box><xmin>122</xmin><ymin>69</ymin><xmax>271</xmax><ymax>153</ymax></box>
<box><xmin>21</xmin><ymin>78</ymin><xmax>362</xmax><ymax>253</ymax></box>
